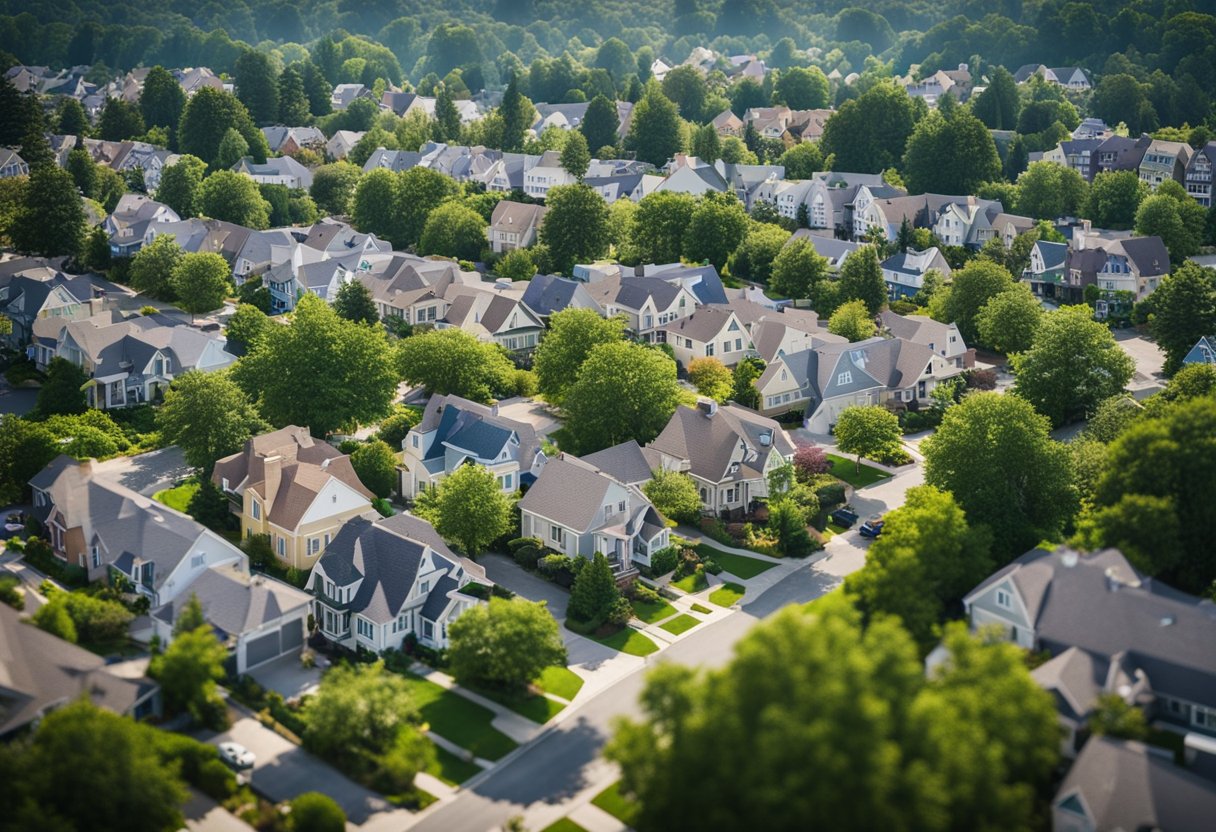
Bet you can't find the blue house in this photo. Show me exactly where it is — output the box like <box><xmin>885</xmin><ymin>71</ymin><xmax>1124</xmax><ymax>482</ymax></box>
<box><xmin>1183</xmin><ymin>335</ymin><xmax>1216</xmax><ymax>367</ymax></box>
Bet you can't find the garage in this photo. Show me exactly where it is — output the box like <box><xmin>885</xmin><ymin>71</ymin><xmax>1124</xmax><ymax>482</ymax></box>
<box><xmin>245</xmin><ymin>629</ymin><xmax>282</xmax><ymax>669</ymax></box>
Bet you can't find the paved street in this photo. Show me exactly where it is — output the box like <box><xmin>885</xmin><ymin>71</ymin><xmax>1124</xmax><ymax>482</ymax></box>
<box><xmin>405</xmin><ymin>546</ymin><xmax>865</xmax><ymax>832</ymax></box>
<box><xmin>91</xmin><ymin>445</ymin><xmax>191</xmax><ymax>496</ymax></box>
<box><xmin>1114</xmin><ymin>330</ymin><xmax>1166</xmax><ymax>395</ymax></box>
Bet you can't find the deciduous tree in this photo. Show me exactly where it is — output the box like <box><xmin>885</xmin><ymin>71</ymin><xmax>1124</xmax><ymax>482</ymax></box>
<box><xmin>564</xmin><ymin>341</ymin><xmax>681</xmax><ymax>453</ymax></box>
<box><xmin>729</xmin><ymin>223</ymin><xmax>791</xmax><ymax>284</ymax></box>
<box><xmin>903</xmin><ymin>109</ymin><xmax>1001</xmax><ymax>196</ymax></box>
<box><xmin>923</xmin><ymin>392</ymin><xmax>1076</xmax><ymax>558</ymax></box>
<box><xmin>683</xmin><ymin>192</ymin><xmax>749</xmax><ymax>271</ymax></box>
<box><xmin>427</xmin><ymin>463</ymin><xmax>513</xmax><ymax>556</ymax></box>
<box><xmin>233</xmin><ymin>294</ymin><xmax>399</xmax><ymax>435</ymax></box>
<box><xmin>828</xmin><ymin>299</ymin><xmax>876</xmax><ymax>342</ymax></box>
<box><xmin>834</xmin><ymin>405</ymin><xmax>901</xmax><ymax>470</ymax></box>
<box><xmin>686</xmin><ymin>356</ymin><xmax>734</xmax><ymax>402</ymax></box>
<box><xmin>1085</xmin><ymin>170</ymin><xmax>1147</xmax><ymax>230</ymax></box>
<box><xmin>397</xmin><ymin>328</ymin><xmax>516</xmax><ymax>403</ymax></box>
<box><xmin>538</xmin><ymin>184</ymin><xmax>610</xmax><ymax>275</ymax></box>
<box><xmin>199</xmin><ymin>170</ymin><xmax>271</xmax><ymax>229</ymax></box>
<box><xmin>1012</xmin><ymin>305</ymin><xmax>1134</xmax><ymax>426</ymax></box>
<box><xmin>769</xmin><ymin>237</ymin><xmax>829</xmax><ymax>300</ymax></box>
<box><xmin>975</xmin><ymin>283</ymin><xmax>1043</xmax><ymax>354</ymax></box>
<box><xmin>157</xmin><ymin>370</ymin><xmax>266</xmax><ymax>473</ymax></box>
<box><xmin>933</xmin><ymin>259</ymin><xmax>1013</xmax><ymax>345</ymax></box>
<box><xmin>627</xmin><ymin>81</ymin><xmax>684</xmax><ymax>167</ymax></box>
<box><xmin>837</xmin><ymin>244</ymin><xmax>887</xmax><ymax>314</ymax></box>
<box><xmin>419</xmin><ymin>200</ymin><xmax>486</xmax><ymax>261</ymax></box>
<box><xmin>447</xmin><ymin>598</ymin><xmax>567</xmax><ymax>691</ymax></box>
<box><xmin>171</xmin><ymin>252</ymin><xmax>232</xmax><ymax>318</ymax></box>
<box><xmin>35</xmin><ymin>358</ymin><xmax>89</xmax><ymax>417</ymax></box>
<box><xmin>156</xmin><ymin>155</ymin><xmax>207</xmax><ymax>218</ymax></box>
<box><xmin>534</xmin><ymin>308</ymin><xmax>625</xmax><ymax>404</ymax></box>
<box><xmin>632</xmin><ymin>191</ymin><xmax>697</xmax><ymax>265</ymax></box>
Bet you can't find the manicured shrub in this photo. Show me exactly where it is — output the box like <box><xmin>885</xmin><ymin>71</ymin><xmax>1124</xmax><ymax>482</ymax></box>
<box><xmin>648</xmin><ymin>546</ymin><xmax>679</xmax><ymax>576</ymax></box>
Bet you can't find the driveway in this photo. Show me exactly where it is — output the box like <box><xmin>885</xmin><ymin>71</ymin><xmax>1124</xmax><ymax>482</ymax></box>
<box><xmin>495</xmin><ymin>398</ymin><xmax>562</xmax><ymax>439</ymax></box>
<box><xmin>480</xmin><ymin>553</ymin><xmax>569</xmax><ymax>619</ymax></box>
<box><xmin>92</xmin><ymin>446</ymin><xmax>191</xmax><ymax>496</ymax></box>
<box><xmin>182</xmin><ymin>789</ymin><xmax>254</xmax><ymax>832</ymax></box>
<box><xmin>201</xmin><ymin>714</ymin><xmax>392</xmax><ymax>825</ymax></box>
<box><xmin>1115</xmin><ymin>330</ymin><xmax>1166</xmax><ymax>394</ymax></box>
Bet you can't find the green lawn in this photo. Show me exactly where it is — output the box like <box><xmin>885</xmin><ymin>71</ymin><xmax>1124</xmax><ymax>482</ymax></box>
<box><xmin>822</xmin><ymin>520</ymin><xmax>850</xmax><ymax>540</ymax></box>
<box><xmin>659</xmin><ymin>614</ymin><xmax>699</xmax><ymax>635</ymax></box>
<box><xmin>631</xmin><ymin>595</ymin><xmax>677</xmax><ymax>624</ymax></box>
<box><xmin>428</xmin><ymin>744</ymin><xmax>483</xmax><ymax>786</ymax></box>
<box><xmin>825</xmin><ymin>454</ymin><xmax>891</xmax><ymax>488</ymax></box>
<box><xmin>400</xmin><ymin>673</ymin><xmax>519</xmax><ymax>761</ymax></box>
<box><xmin>690</xmin><ymin>603</ymin><xmax>711</xmax><ymax>614</ymax></box>
<box><xmin>592</xmin><ymin>781</ymin><xmax>640</xmax><ymax>826</ymax></box>
<box><xmin>670</xmin><ymin>571</ymin><xmax>708</xmax><ymax>593</ymax></box>
<box><xmin>709</xmin><ymin>582</ymin><xmax>746</xmax><ymax>608</ymax></box>
<box><xmin>694</xmin><ymin>544</ymin><xmax>776</xmax><ymax>579</ymax></box>
<box><xmin>153</xmin><ymin>480</ymin><xmax>200</xmax><ymax>513</ymax></box>
<box><xmin>592</xmin><ymin>625</ymin><xmax>659</xmax><ymax>657</ymax></box>
<box><xmin>537</xmin><ymin>666</ymin><xmax>584</xmax><ymax>702</ymax></box>
<box><xmin>469</xmin><ymin>684</ymin><xmax>565</xmax><ymax>723</ymax></box>
<box><xmin>540</xmin><ymin>819</ymin><xmax>588</xmax><ymax>832</ymax></box>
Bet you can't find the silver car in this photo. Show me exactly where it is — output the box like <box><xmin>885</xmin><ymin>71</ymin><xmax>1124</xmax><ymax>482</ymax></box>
<box><xmin>218</xmin><ymin>741</ymin><xmax>255</xmax><ymax>770</ymax></box>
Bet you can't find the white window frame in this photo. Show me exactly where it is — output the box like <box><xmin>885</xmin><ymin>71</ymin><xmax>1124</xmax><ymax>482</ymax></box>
<box><xmin>996</xmin><ymin>589</ymin><xmax>1012</xmax><ymax>609</ymax></box>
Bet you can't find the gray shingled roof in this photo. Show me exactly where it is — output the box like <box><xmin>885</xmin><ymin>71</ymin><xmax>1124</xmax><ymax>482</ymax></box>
<box><xmin>648</xmin><ymin>403</ymin><xmax>795</xmax><ymax>483</ymax></box>
<box><xmin>518</xmin><ymin>454</ymin><xmax>619</xmax><ymax>532</ymax></box>
<box><xmin>0</xmin><ymin>604</ymin><xmax>148</xmax><ymax>736</ymax></box>
<box><xmin>1055</xmin><ymin>736</ymin><xmax>1216</xmax><ymax>831</ymax></box>
<box><xmin>156</xmin><ymin>563</ymin><xmax>310</xmax><ymax>641</ymax></box>
<box><xmin>582</xmin><ymin>440</ymin><xmax>661</xmax><ymax>486</ymax></box>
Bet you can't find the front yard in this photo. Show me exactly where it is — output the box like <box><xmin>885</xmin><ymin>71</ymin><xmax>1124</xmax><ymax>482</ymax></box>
<box><xmin>584</xmin><ymin>624</ymin><xmax>660</xmax><ymax>657</ymax></box>
<box><xmin>592</xmin><ymin>781</ymin><xmax>640</xmax><ymax>826</ymax></box>
<box><xmin>825</xmin><ymin>453</ymin><xmax>892</xmax><ymax>488</ymax></box>
<box><xmin>709</xmin><ymin>582</ymin><xmax>745</xmax><ymax>608</ymax></box>
<box><xmin>693</xmin><ymin>544</ymin><xmax>776</xmax><ymax>579</ymax></box>
<box><xmin>153</xmin><ymin>479</ymin><xmax>199</xmax><ymax>512</ymax></box>
<box><xmin>659</xmin><ymin>614</ymin><xmax>699</xmax><ymax>635</ymax></box>
<box><xmin>398</xmin><ymin>672</ymin><xmax>519</xmax><ymax>761</ymax></box>
<box><xmin>630</xmin><ymin>595</ymin><xmax>677</xmax><ymax>624</ymax></box>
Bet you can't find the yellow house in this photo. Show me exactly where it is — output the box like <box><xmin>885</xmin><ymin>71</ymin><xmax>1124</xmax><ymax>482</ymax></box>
<box><xmin>212</xmin><ymin>426</ymin><xmax>377</xmax><ymax>571</ymax></box>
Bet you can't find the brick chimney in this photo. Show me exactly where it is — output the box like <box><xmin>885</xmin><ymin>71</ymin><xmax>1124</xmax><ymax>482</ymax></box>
<box><xmin>262</xmin><ymin>454</ymin><xmax>283</xmax><ymax>513</ymax></box>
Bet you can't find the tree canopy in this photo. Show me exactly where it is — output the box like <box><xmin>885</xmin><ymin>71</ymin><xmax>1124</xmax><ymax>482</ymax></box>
<box><xmin>156</xmin><ymin>370</ymin><xmax>266</xmax><ymax>473</ymax></box>
<box><xmin>563</xmin><ymin>341</ymin><xmax>681</xmax><ymax>454</ymax></box>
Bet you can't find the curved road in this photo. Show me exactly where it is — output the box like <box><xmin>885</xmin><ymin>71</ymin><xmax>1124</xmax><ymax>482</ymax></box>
<box><xmin>404</xmin><ymin>540</ymin><xmax>867</xmax><ymax>832</ymax></box>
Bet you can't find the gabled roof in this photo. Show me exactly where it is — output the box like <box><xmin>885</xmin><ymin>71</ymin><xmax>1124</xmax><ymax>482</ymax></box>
<box><xmin>414</xmin><ymin>394</ymin><xmax>542</xmax><ymax>470</ymax></box>
<box><xmin>787</xmin><ymin>230</ymin><xmax>861</xmax><ymax>265</ymax></box>
<box><xmin>0</xmin><ymin>603</ymin><xmax>148</xmax><ymax>736</ymax></box>
<box><xmin>519</xmin><ymin>274</ymin><xmax>600</xmax><ymax>317</ymax></box>
<box><xmin>1054</xmin><ymin>736</ymin><xmax>1216</xmax><ymax>832</ymax></box>
<box><xmin>877</xmin><ymin>312</ymin><xmax>964</xmax><ymax>352</ymax></box>
<box><xmin>659</xmin><ymin>304</ymin><xmax>743</xmax><ymax>343</ymax></box>
<box><xmin>582</xmin><ymin>440</ymin><xmax>662</xmax><ymax>487</ymax></box>
<box><xmin>489</xmin><ymin>200</ymin><xmax>547</xmax><ymax>233</ymax></box>
<box><xmin>155</xmin><ymin>563</ymin><xmax>310</xmax><ymax>642</ymax></box>
<box><xmin>966</xmin><ymin>547</ymin><xmax>1216</xmax><ymax>708</ymax></box>
<box><xmin>518</xmin><ymin>453</ymin><xmax>628</xmax><ymax>532</ymax></box>
<box><xmin>648</xmin><ymin>402</ymin><xmax>795</xmax><ymax>483</ymax></box>
<box><xmin>1032</xmin><ymin>239</ymin><xmax>1069</xmax><ymax>270</ymax></box>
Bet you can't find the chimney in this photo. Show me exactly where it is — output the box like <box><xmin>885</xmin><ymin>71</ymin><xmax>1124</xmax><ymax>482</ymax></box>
<box><xmin>263</xmin><ymin>454</ymin><xmax>283</xmax><ymax>512</ymax></box>
<box><xmin>699</xmin><ymin>400</ymin><xmax>718</xmax><ymax>418</ymax></box>
<box><xmin>491</xmin><ymin>402</ymin><xmax>500</xmax><ymax>417</ymax></box>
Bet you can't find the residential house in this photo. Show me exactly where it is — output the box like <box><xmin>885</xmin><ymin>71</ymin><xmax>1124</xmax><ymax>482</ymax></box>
<box><xmin>1051</xmin><ymin>736</ymin><xmax>1216</xmax><ymax>832</ymax></box>
<box><xmin>175</xmin><ymin>67</ymin><xmax>224</xmax><ymax>96</ymax></box>
<box><xmin>1022</xmin><ymin>239</ymin><xmax>1072</xmax><ymax>299</ymax></box>
<box><xmin>798</xmin><ymin>172</ymin><xmax>903</xmax><ymax>235</ymax></box>
<box><xmin>437</xmin><ymin>284</ymin><xmax>546</xmax><ymax>353</ymax></box>
<box><xmin>326</xmin><ymin>130</ymin><xmax>365</xmax><ymax>161</ymax></box>
<box><xmin>1185</xmin><ymin>142</ymin><xmax>1216</xmax><ymax>207</ymax></box>
<box><xmin>231</xmin><ymin>228</ymin><xmax>300</xmax><ymax>284</ymax></box>
<box><xmin>1182</xmin><ymin>335</ymin><xmax>1216</xmax><ymax>367</ymax></box>
<box><xmin>582</xmin><ymin>441</ymin><xmax>662</xmax><ymax>489</ymax></box>
<box><xmin>584</xmin><ymin>275</ymin><xmax>698</xmax><ymax>337</ymax></box>
<box><xmin>658</xmin><ymin>305</ymin><xmax>754</xmax><ymax>368</ymax></box>
<box><xmin>853</xmin><ymin>189</ymin><xmax>1029</xmax><ymax>248</ymax></box>
<box><xmin>0</xmin><ymin>148</ymin><xmax>28</xmax><ymax>178</ymax></box>
<box><xmin>522</xmin><ymin>150</ymin><xmax>574</xmax><ymax>199</ymax></box>
<box><xmin>903</xmin><ymin>64</ymin><xmax>973</xmax><ymax>106</ymax></box>
<box><xmin>362</xmin><ymin>148</ymin><xmax>422</xmax><ymax>173</ymax></box>
<box><xmin>963</xmin><ymin>546</ymin><xmax>1216</xmax><ymax>738</ymax></box>
<box><xmin>0</xmin><ymin>603</ymin><xmax>158</xmax><ymax>738</ymax></box>
<box><xmin>1067</xmin><ymin>229</ymin><xmax>1170</xmax><ymax>303</ymax></box>
<box><xmin>880</xmin><ymin>247</ymin><xmax>952</xmax><ymax>299</ymax></box>
<box><xmin>103</xmin><ymin>194</ymin><xmax>181</xmax><ymax>258</ymax></box>
<box><xmin>1072</xmin><ymin>118</ymin><xmax>1113</xmax><ymax>140</ymax></box>
<box><xmin>1013</xmin><ymin>65</ymin><xmax>1093</xmax><ymax>90</ymax></box>
<box><xmin>261</xmin><ymin>126</ymin><xmax>327</xmax><ymax>156</ymax></box>
<box><xmin>27</xmin><ymin>457</ymin><xmax>308</xmax><ymax>672</ymax></box>
<box><xmin>785</xmin><ymin>230</ymin><xmax>860</xmax><ymax>270</ymax></box>
<box><xmin>519</xmin><ymin>453</ymin><xmax>670</xmax><ymax>574</ymax></box>
<box><xmin>355</xmin><ymin>254</ymin><xmax>465</xmax><ymax>325</ymax></box>
<box><xmin>2</xmin><ymin>267</ymin><xmax>105</xmax><ymax>346</ymax></box>
<box><xmin>531</xmin><ymin>102</ymin><xmax>590</xmax><ymax>132</ymax></box>
<box><xmin>647</xmin><ymin>401</ymin><xmax>796</xmax><ymax>516</ymax></box>
<box><xmin>233</xmin><ymin>156</ymin><xmax>314</xmax><ymax>190</ymax></box>
<box><xmin>32</xmin><ymin>311</ymin><xmax>236</xmax><ymax>407</ymax></box>
<box><xmin>711</xmin><ymin>109</ymin><xmax>743</xmax><ymax>136</ymax></box>
<box><xmin>212</xmin><ymin>426</ymin><xmax>378</xmax><ymax>571</ymax></box>
<box><xmin>1044</xmin><ymin>138</ymin><xmax>1104</xmax><ymax>182</ymax></box>
<box><xmin>488</xmin><ymin>201</ymin><xmax>547</xmax><ymax>253</ymax></box>
<box><xmin>757</xmin><ymin>335</ymin><xmax>965</xmax><ymax>430</ymax></box>
<box><xmin>519</xmin><ymin>273</ymin><xmax>603</xmax><ymax>320</ymax></box>
<box><xmin>1138</xmin><ymin>139</ymin><xmax>1191</xmax><ymax>190</ymax></box>
<box><xmin>398</xmin><ymin>394</ymin><xmax>545</xmax><ymax>500</ymax></box>
<box><xmin>143</xmin><ymin>218</ymin><xmax>253</xmax><ymax>267</ymax></box>
<box><xmin>1094</xmin><ymin>134</ymin><xmax>1151</xmax><ymax>178</ymax></box>
<box><xmin>307</xmin><ymin>513</ymin><xmax>490</xmax><ymax>652</ymax></box>
<box><xmin>749</xmin><ymin>308</ymin><xmax>834</xmax><ymax>362</ymax></box>
<box><xmin>330</xmin><ymin>83</ymin><xmax>373</xmax><ymax>111</ymax></box>
<box><xmin>877</xmin><ymin>311</ymin><xmax>969</xmax><ymax>367</ymax></box>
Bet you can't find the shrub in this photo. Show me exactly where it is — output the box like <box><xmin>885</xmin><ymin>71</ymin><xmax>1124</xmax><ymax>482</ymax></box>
<box><xmin>793</xmin><ymin>444</ymin><xmax>831</xmax><ymax>479</ymax></box>
<box><xmin>490</xmin><ymin>583</ymin><xmax>515</xmax><ymax>599</ymax></box>
<box><xmin>648</xmin><ymin>546</ymin><xmax>679</xmax><ymax>576</ymax></box>
<box><xmin>538</xmin><ymin>554</ymin><xmax>583</xmax><ymax>587</ymax></box>
<box><xmin>815</xmin><ymin>481</ymin><xmax>847</xmax><ymax>509</ymax></box>
<box><xmin>507</xmin><ymin>536</ymin><xmax>542</xmax><ymax>554</ymax></box>
<box><xmin>626</xmin><ymin>581</ymin><xmax>662</xmax><ymax>605</ymax></box>
<box><xmin>702</xmin><ymin>558</ymin><xmax>723</xmax><ymax>575</ymax></box>
<box><xmin>513</xmin><ymin>543</ymin><xmax>541</xmax><ymax>570</ymax></box>
<box><xmin>372</xmin><ymin>498</ymin><xmax>394</xmax><ymax>517</ymax></box>
<box><xmin>966</xmin><ymin>368</ymin><xmax>998</xmax><ymax>390</ymax></box>
<box><xmin>289</xmin><ymin>792</ymin><xmax>347</xmax><ymax>832</ymax></box>
<box><xmin>606</xmin><ymin>595</ymin><xmax>633</xmax><ymax>627</ymax></box>
<box><xmin>699</xmin><ymin>517</ymin><xmax>733</xmax><ymax>546</ymax></box>
<box><xmin>873</xmin><ymin>446</ymin><xmax>914</xmax><ymax>466</ymax></box>
<box><xmin>673</xmin><ymin>547</ymin><xmax>702</xmax><ymax>580</ymax></box>
<box><xmin>0</xmin><ymin>574</ymin><xmax>24</xmax><ymax>610</ymax></box>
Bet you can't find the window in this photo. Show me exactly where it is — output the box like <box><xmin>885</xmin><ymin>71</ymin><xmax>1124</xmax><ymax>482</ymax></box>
<box><xmin>309</xmin><ymin>538</ymin><xmax>321</xmax><ymax>555</ymax></box>
<box><xmin>411</xmin><ymin>434</ymin><xmax>419</xmax><ymax>448</ymax></box>
<box><xmin>277</xmin><ymin>536</ymin><xmax>286</xmax><ymax>556</ymax></box>
<box><xmin>735</xmin><ymin>338</ymin><xmax>743</xmax><ymax>352</ymax></box>
<box><xmin>221</xmin><ymin>477</ymin><xmax>229</xmax><ymax>491</ymax></box>
<box><xmin>251</xmin><ymin>500</ymin><xmax>261</xmax><ymax>520</ymax></box>
<box><xmin>722</xmin><ymin>341</ymin><xmax>731</xmax><ymax>354</ymax></box>
<box><xmin>996</xmin><ymin>589</ymin><xmax>1012</xmax><ymax>609</ymax></box>
<box><xmin>550</xmin><ymin>525</ymin><xmax>565</xmax><ymax>545</ymax></box>
<box><xmin>356</xmin><ymin>617</ymin><xmax>374</xmax><ymax>639</ymax></box>
<box><xmin>191</xmin><ymin>552</ymin><xmax>205</xmax><ymax>568</ymax></box>
<box><xmin>91</xmin><ymin>547</ymin><xmax>101</xmax><ymax>569</ymax></box>
<box><xmin>706</xmin><ymin>343</ymin><xmax>714</xmax><ymax>356</ymax></box>
<box><xmin>837</xmin><ymin>371</ymin><xmax>852</xmax><ymax>385</ymax></box>
<box><xmin>497</xmin><ymin>473</ymin><xmax>514</xmax><ymax>490</ymax></box>
<box><xmin>618</xmin><ymin>501</ymin><xmax>626</xmax><ymax>513</ymax></box>
<box><xmin>423</xmin><ymin>619</ymin><xmax>434</xmax><ymax>639</ymax></box>
<box><xmin>420</xmin><ymin>580</ymin><xmax>430</xmax><ymax>595</ymax></box>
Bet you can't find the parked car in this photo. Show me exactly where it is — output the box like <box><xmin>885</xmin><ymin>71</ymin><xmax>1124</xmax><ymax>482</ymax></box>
<box><xmin>218</xmin><ymin>742</ymin><xmax>255</xmax><ymax>770</ymax></box>
<box><xmin>859</xmin><ymin>515</ymin><xmax>885</xmax><ymax>539</ymax></box>
<box><xmin>829</xmin><ymin>506</ymin><xmax>859</xmax><ymax>528</ymax></box>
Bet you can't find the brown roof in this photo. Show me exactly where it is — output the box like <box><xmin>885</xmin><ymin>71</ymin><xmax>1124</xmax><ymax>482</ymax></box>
<box><xmin>490</xmin><ymin>200</ymin><xmax>547</xmax><ymax>233</ymax></box>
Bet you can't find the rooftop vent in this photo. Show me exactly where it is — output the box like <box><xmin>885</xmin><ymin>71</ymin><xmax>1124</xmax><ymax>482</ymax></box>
<box><xmin>1060</xmin><ymin>550</ymin><xmax>1079</xmax><ymax>568</ymax></box>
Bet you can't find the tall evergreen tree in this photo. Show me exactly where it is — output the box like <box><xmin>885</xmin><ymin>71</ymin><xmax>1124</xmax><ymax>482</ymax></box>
<box><xmin>276</xmin><ymin>64</ymin><xmax>310</xmax><ymax>125</ymax></box>
<box><xmin>139</xmin><ymin>66</ymin><xmax>186</xmax><ymax>139</ymax></box>
<box><xmin>627</xmin><ymin>81</ymin><xmax>683</xmax><ymax>166</ymax></box>
<box><xmin>971</xmin><ymin>66</ymin><xmax>1020</xmax><ymax>130</ymax></box>
<box><xmin>234</xmin><ymin>49</ymin><xmax>280</xmax><ymax>125</ymax></box>
<box><xmin>10</xmin><ymin>167</ymin><xmax>85</xmax><ymax>258</ymax></box>
<box><xmin>499</xmin><ymin>74</ymin><xmax>530</xmax><ymax>152</ymax></box>
<box><xmin>434</xmin><ymin>85</ymin><xmax>462</xmax><ymax>143</ymax></box>
<box><xmin>97</xmin><ymin>97</ymin><xmax>145</xmax><ymax>142</ymax></box>
<box><xmin>580</xmin><ymin>94</ymin><xmax>619</xmax><ymax>154</ymax></box>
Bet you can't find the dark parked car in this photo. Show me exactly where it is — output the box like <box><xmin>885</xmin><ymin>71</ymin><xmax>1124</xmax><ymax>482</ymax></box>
<box><xmin>859</xmin><ymin>515</ymin><xmax>885</xmax><ymax>539</ymax></box>
<box><xmin>830</xmin><ymin>506</ymin><xmax>859</xmax><ymax>527</ymax></box>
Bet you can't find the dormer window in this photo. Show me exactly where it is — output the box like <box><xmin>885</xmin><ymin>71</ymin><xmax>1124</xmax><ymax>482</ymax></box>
<box><xmin>996</xmin><ymin>589</ymin><xmax>1012</xmax><ymax>609</ymax></box>
<box><xmin>838</xmin><ymin>371</ymin><xmax>852</xmax><ymax>385</ymax></box>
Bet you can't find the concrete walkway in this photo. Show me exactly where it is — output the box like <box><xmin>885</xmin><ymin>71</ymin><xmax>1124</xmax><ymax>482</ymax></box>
<box><xmin>409</xmin><ymin>662</ymin><xmax>541</xmax><ymax>745</ymax></box>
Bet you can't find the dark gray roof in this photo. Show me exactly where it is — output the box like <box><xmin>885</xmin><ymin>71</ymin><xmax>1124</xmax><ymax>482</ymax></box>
<box><xmin>1055</xmin><ymin>736</ymin><xmax>1216</xmax><ymax>832</ymax></box>
<box><xmin>0</xmin><ymin>604</ymin><xmax>149</xmax><ymax>736</ymax></box>
<box><xmin>968</xmin><ymin>547</ymin><xmax>1216</xmax><ymax>709</ymax></box>
<box><xmin>415</xmin><ymin>394</ymin><xmax>540</xmax><ymax>468</ymax></box>
<box><xmin>1119</xmin><ymin>236</ymin><xmax>1170</xmax><ymax>278</ymax></box>
<box><xmin>1034</xmin><ymin>240</ymin><xmax>1069</xmax><ymax>270</ymax></box>
<box><xmin>648</xmin><ymin>402</ymin><xmax>795</xmax><ymax>483</ymax></box>
<box><xmin>520</xmin><ymin>274</ymin><xmax>583</xmax><ymax>316</ymax></box>
<box><xmin>155</xmin><ymin>564</ymin><xmax>309</xmax><ymax>641</ymax></box>
<box><xmin>787</xmin><ymin>230</ymin><xmax>861</xmax><ymax>265</ymax></box>
<box><xmin>614</xmin><ymin>276</ymin><xmax>683</xmax><ymax>311</ymax></box>
<box><xmin>420</xmin><ymin>574</ymin><xmax>459</xmax><ymax>621</ymax></box>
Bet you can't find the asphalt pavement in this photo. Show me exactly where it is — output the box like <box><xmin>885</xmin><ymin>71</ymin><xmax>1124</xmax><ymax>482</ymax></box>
<box><xmin>406</xmin><ymin>546</ymin><xmax>865</xmax><ymax>832</ymax></box>
<box><xmin>91</xmin><ymin>445</ymin><xmax>191</xmax><ymax>496</ymax></box>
